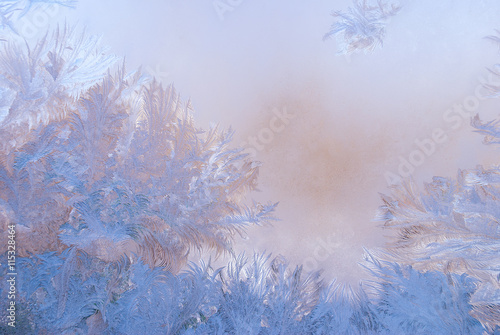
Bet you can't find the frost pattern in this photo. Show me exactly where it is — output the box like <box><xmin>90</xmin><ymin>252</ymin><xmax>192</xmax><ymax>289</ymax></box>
<box><xmin>471</xmin><ymin>114</ymin><xmax>500</xmax><ymax>145</ymax></box>
<box><xmin>0</xmin><ymin>12</ymin><xmax>277</xmax><ymax>332</ymax></box>
<box><xmin>0</xmin><ymin>24</ymin><xmax>118</xmax><ymax>155</ymax></box>
<box><xmin>376</xmin><ymin>168</ymin><xmax>500</xmax><ymax>331</ymax></box>
<box><xmin>363</xmin><ymin>252</ymin><xmax>485</xmax><ymax>335</ymax></box>
<box><xmin>483</xmin><ymin>31</ymin><xmax>500</xmax><ymax>99</ymax></box>
<box><xmin>324</xmin><ymin>0</ymin><xmax>401</xmax><ymax>55</ymax></box>
<box><xmin>0</xmin><ymin>0</ymin><xmax>76</xmax><ymax>36</ymax></box>
<box><xmin>0</xmin><ymin>3</ymin><xmax>498</xmax><ymax>334</ymax></box>
<box><xmin>2</xmin><ymin>250</ymin><xmax>491</xmax><ymax>334</ymax></box>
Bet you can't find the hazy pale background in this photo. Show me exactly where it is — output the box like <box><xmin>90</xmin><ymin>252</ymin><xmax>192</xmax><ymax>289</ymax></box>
<box><xmin>51</xmin><ymin>0</ymin><xmax>500</xmax><ymax>284</ymax></box>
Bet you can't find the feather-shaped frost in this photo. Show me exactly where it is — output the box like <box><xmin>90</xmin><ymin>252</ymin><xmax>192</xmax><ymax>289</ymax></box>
<box><xmin>362</xmin><ymin>252</ymin><xmax>486</xmax><ymax>334</ymax></box>
<box><xmin>376</xmin><ymin>170</ymin><xmax>500</xmax><ymax>331</ymax></box>
<box><xmin>324</xmin><ymin>0</ymin><xmax>401</xmax><ymax>55</ymax></box>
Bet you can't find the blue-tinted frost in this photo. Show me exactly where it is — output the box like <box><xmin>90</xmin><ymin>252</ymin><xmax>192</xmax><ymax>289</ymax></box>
<box><xmin>0</xmin><ymin>2</ymin><xmax>499</xmax><ymax>334</ymax></box>
<box><xmin>324</xmin><ymin>0</ymin><xmax>401</xmax><ymax>55</ymax></box>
